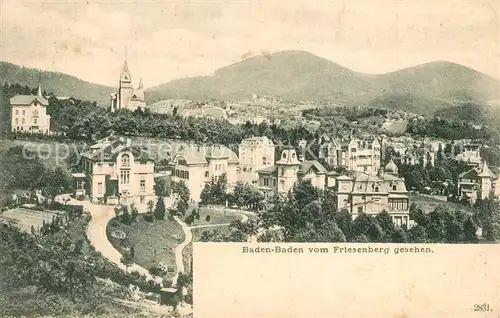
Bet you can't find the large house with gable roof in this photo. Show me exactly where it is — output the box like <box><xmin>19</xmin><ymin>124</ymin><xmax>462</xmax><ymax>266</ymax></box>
<box><xmin>457</xmin><ymin>161</ymin><xmax>500</xmax><ymax>204</ymax></box>
<box><xmin>256</xmin><ymin>145</ymin><xmax>328</xmax><ymax>195</ymax></box>
<box><xmin>10</xmin><ymin>83</ymin><xmax>51</xmax><ymax>133</ymax></box>
<box><xmin>169</xmin><ymin>144</ymin><xmax>239</xmax><ymax>201</ymax></box>
<box><xmin>329</xmin><ymin>159</ymin><xmax>411</xmax><ymax>227</ymax></box>
<box><xmin>71</xmin><ymin>135</ymin><xmax>155</xmax><ymax>206</ymax></box>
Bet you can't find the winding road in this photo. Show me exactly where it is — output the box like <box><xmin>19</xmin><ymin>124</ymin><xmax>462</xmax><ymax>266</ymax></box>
<box><xmin>56</xmin><ymin>194</ymin><xmax>254</xmax><ymax>286</ymax></box>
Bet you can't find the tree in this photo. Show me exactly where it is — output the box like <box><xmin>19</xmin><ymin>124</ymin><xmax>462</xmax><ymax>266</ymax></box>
<box><xmin>375</xmin><ymin>211</ymin><xmax>395</xmax><ymax>241</ymax></box>
<box><xmin>315</xmin><ymin>220</ymin><xmax>346</xmax><ymax>242</ymax></box>
<box><xmin>352</xmin><ymin>234</ymin><xmax>369</xmax><ymax>243</ymax></box>
<box><xmin>352</xmin><ymin>213</ymin><xmax>373</xmax><ymax>238</ymax></box>
<box><xmin>335</xmin><ymin>208</ymin><xmax>352</xmax><ymax>241</ymax></box>
<box><xmin>155</xmin><ymin>177</ymin><xmax>170</xmax><ymax>196</ymax></box>
<box><xmin>407</xmin><ymin>225</ymin><xmax>428</xmax><ymax>243</ymax></box>
<box><xmin>130</xmin><ymin>204</ymin><xmax>139</xmax><ymax>221</ymax></box>
<box><xmin>391</xmin><ymin>227</ymin><xmax>408</xmax><ymax>243</ymax></box>
<box><xmin>463</xmin><ymin>217</ymin><xmax>478</xmax><ymax>242</ymax></box>
<box><xmin>147</xmin><ymin>200</ymin><xmax>155</xmax><ymax>213</ymax></box>
<box><xmin>121</xmin><ymin>252</ymin><xmax>134</xmax><ymax>273</ymax></box>
<box><xmin>154</xmin><ymin>197</ymin><xmax>166</xmax><ymax>220</ymax></box>
<box><xmin>121</xmin><ymin>206</ymin><xmax>132</xmax><ymax>225</ymax></box>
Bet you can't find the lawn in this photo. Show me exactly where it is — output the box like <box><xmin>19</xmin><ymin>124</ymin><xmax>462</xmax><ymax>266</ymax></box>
<box><xmin>1</xmin><ymin>139</ymin><xmax>76</xmax><ymax>170</ymax></box>
<box><xmin>106</xmin><ymin>216</ymin><xmax>184</xmax><ymax>277</ymax></box>
<box><xmin>0</xmin><ymin>207</ymin><xmax>67</xmax><ymax>233</ymax></box>
<box><xmin>410</xmin><ymin>194</ymin><xmax>478</xmax><ymax>215</ymax></box>
<box><xmin>187</xmin><ymin>206</ymin><xmax>242</xmax><ymax>227</ymax></box>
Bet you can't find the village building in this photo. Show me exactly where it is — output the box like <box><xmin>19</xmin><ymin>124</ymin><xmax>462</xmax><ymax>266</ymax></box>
<box><xmin>457</xmin><ymin>161</ymin><xmax>500</xmax><ymax>204</ymax></box>
<box><xmin>321</xmin><ymin>136</ymin><xmax>381</xmax><ymax>174</ymax></box>
<box><xmin>169</xmin><ymin>144</ymin><xmax>239</xmax><ymax>201</ymax></box>
<box><xmin>256</xmin><ymin>146</ymin><xmax>328</xmax><ymax>194</ymax></box>
<box><xmin>110</xmin><ymin>57</ymin><xmax>146</xmax><ymax>112</ymax></box>
<box><xmin>10</xmin><ymin>83</ymin><xmax>51</xmax><ymax>133</ymax></box>
<box><xmin>71</xmin><ymin>135</ymin><xmax>155</xmax><ymax>206</ymax></box>
<box><xmin>329</xmin><ymin>159</ymin><xmax>411</xmax><ymax>227</ymax></box>
<box><xmin>238</xmin><ymin>136</ymin><xmax>276</xmax><ymax>184</ymax></box>
<box><xmin>455</xmin><ymin>143</ymin><xmax>482</xmax><ymax>165</ymax></box>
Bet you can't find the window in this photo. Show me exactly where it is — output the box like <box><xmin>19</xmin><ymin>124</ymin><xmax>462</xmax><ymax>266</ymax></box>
<box><xmin>140</xmin><ymin>176</ymin><xmax>146</xmax><ymax>192</ymax></box>
<box><xmin>140</xmin><ymin>196</ymin><xmax>145</xmax><ymax>204</ymax></box>
<box><xmin>77</xmin><ymin>180</ymin><xmax>84</xmax><ymax>190</ymax></box>
<box><xmin>375</xmin><ymin>186</ymin><xmax>379</xmax><ymax>192</ymax></box>
<box><xmin>281</xmin><ymin>168</ymin><xmax>285</xmax><ymax>176</ymax></box>
<box><xmin>15</xmin><ymin>118</ymin><xmax>18</xmax><ymax>124</ymax></box>
<box><xmin>121</xmin><ymin>154</ymin><xmax>130</xmax><ymax>167</ymax></box>
<box><xmin>178</xmin><ymin>159</ymin><xmax>187</xmax><ymax>165</ymax></box>
<box><xmin>97</xmin><ymin>182</ymin><xmax>103</xmax><ymax>194</ymax></box>
<box><xmin>120</xmin><ymin>169</ymin><xmax>130</xmax><ymax>184</ymax></box>
<box><xmin>292</xmin><ymin>153</ymin><xmax>296</xmax><ymax>158</ymax></box>
<box><xmin>33</xmin><ymin>118</ymin><xmax>38</xmax><ymax>124</ymax></box>
<box><xmin>282</xmin><ymin>153</ymin><xmax>287</xmax><ymax>159</ymax></box>
<box><xmin>22</xmin><ymin>118</ymin><xmax>25</xmax><ymax>124</ymax></box>
<box><xmin>15</xmin><ymin>110</ymin><xmax>19</xmax><ymax>115</ymax></box>
<box><xmin>357</xmin><ymin>206</ymin><xmax>363</xmax><ymax>213</ymax></box>
<box><xmin>262</xmin><ymin>157</ymin><xmax>267</xmax><ymax>165</ymax></box>
<box><xmin>32</xmin><ymin>110</ymin><xmax>39</xmax><ymax>117</ymax></box>
<box><xmin>205</xmin><ymin>171</ymin><xmax>209</xmax><ymax>178</ymax></box>
<box><xmin>392</xmin><ymin>185</ymin><xmax>397</xmax><ymax>191</ymax></box>
<box><xmin>264</xmin><ymin>177</ymin><xmax>269</xmax><ymax>187</ymax></box>
<box><xmin>22</xmin><ymin>110</ymin><xmax>25</xmax><ymax>115</ymax></box>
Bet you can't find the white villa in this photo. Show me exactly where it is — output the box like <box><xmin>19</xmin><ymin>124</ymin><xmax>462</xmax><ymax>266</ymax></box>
<box><xmin>72</xmin><ymin>135</ymin><xmax>156</xmax><ymax>206</ymax></box>
<box><xmin>10</xmin><ymin>83</ymin><xmax>51</xmax><ymax>133</ymax></box>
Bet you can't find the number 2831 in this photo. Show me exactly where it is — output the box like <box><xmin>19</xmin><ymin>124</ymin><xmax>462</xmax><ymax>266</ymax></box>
<box><xmin>474</xmin><ymin>303</ymin><xmax>491</xmax><ymax>312</ymax></box>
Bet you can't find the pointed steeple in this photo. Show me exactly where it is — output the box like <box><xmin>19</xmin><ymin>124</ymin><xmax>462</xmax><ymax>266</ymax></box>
<box><xmin>120</xmin><ymin>47</ymin><xmax>131</xmax><ymax>82</ymax></box>
<box><xmin>37</xmin><ymin>82</ymin><xmax>42</xmax><ymax>97</ymax></box>
<box><xmin>138</xmin><ymin>77</ymin><xmax>143</xmax><ymax>90</ymax></box>
<box><xmin>478</xmin><ymin>161</ymin><xmax>492</xmax><ymax>178</ymax></box>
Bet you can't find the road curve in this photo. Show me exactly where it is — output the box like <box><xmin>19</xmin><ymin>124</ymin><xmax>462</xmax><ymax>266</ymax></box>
<box><xmin>55</xmin><ymin>194</ymin><xmax>165</xmax><ymax>282</ymax></box>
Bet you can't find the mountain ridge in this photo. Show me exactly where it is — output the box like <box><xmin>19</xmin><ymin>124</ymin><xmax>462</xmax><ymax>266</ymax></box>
<box><xmin>145</xmin><ymin>50</ymin><xmax>497</xmax><ymax>114</ymax></box>
<box><xmin>1</xmin><ymin>50</ymin><xmax>497</xmax><ymax>115</ymax></box>
<box><xmin>0</xmin><ymin>61</ymin><xmax>114</xmax><ymax>106</ymax></box>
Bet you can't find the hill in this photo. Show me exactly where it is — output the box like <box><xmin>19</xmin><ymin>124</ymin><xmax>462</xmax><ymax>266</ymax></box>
<box><xmin>0</xmin><ymin>61</ymin><xmax>114</xmax><ymax>106</ymax></box>
<box><xmin>146</xmin><ymin>51</ymin><xmax>498</xmax><ymax>114</ymax></box>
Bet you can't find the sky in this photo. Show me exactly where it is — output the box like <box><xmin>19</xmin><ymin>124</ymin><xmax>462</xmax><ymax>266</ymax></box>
<box><xmin>1</xmin><ymin>1</ymin><xmax>498</xmax><ymax>88</ymax></box>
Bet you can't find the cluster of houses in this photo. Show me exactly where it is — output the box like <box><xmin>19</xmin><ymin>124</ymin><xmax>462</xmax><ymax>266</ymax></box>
<box><xmin>7</xmin><ymin>58</ymin><xmax>498</xmax><ymax>222</ymax></box>
<box><xmin>68</xmin><ymin>132</ymin><xmax>500</xmax><ymax>226</ymax></box>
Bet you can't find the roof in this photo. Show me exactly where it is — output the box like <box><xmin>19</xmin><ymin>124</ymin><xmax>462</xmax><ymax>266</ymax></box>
<box><xmin>336</xmin><ymin>175</ymin><xmax>353</xmax><ymax>181</ymax></box>
<box><xmin>170</xmin><ymin>144</ymin><xmax>239</xmax><ymax>165</ymax></box>
<box><xmin>10</xmin><ymin>95</ymin><xmax>48</xmax><ymax>106</ymax></box>
<box><xmin>298</xmin><ymin>161</ymin><xmax>327</xmax><ymax>175</ymax></box>
<box><xmin>81</xmin><ymin>136</ymin><xmax>152</xmax><ymax>162</ymax></box>
<box><xmin>477</xmin><ymin>161</ymin><xmax>493</xmax><ymax>177</ymax></box>
<box><xmin>256</xmin><ymin>166</ymin><xmax>277</xmax><ymax>174</ymax></box>
<box><xmin>384</xmin><ymin>159</ymin><xmax>398</xmax><ymax>173</ymax></box>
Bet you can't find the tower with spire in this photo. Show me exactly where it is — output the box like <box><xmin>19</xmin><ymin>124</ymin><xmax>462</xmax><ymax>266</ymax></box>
<box><xmin>110</xmin><ymin>49</ymin><xmax>146</xmax><ymax>112</ymax></box>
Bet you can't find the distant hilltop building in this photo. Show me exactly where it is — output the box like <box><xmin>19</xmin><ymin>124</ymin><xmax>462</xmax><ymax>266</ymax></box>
<box><xmin>110</xmin><ymin>56</ymin><xmax>145</xmax><ymax>112</ymax></box>
<box><xmin>10</xmin><ymin>83</ymin><xmax>51</xmax><ymax>133</ymax></box>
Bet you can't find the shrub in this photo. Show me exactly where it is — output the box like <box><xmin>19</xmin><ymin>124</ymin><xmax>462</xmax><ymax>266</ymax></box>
<box><xmin>149</xmin><ymin>266</ymin><xmax>163</xmax><ymax>277</ymax></box>
<box><xmin>143</xmin><ymin>212</ymin><xmax>154</xmax><ymax>223</ymax></box>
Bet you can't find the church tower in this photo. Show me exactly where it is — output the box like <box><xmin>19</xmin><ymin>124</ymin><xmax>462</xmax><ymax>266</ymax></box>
<box><xmin>119</xmin><ymin>57</ymin><xmax>133</xmax><ymax>110</ymax></box>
